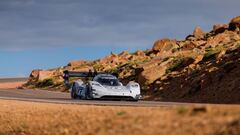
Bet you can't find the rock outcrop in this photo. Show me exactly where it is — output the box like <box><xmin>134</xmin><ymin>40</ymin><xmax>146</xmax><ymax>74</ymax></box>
<box><xmin>68</xmin><ymin>60</ymin><xmax>88</xmax><ymax>67</ymax></box>
<box><xmin>29</xmin><ymin>70</ymin><xmax>54</xmax><ymax>81</ymax></box>
<box><xmin>152</xmin><ymin>38</ymin><xmax>178</xmax><ymax>52</ymax></box>
<box><xmin>229</xmin><ymin>16</ymin><xmax>240</xmax><ymax>31</ymax></box>
<box><xmin>26</xmin><ymin>16</ymin><xmax>240</xmax><ymax>103</ymax></box>
<box><xmin>193</xmin><ymin>26</ymin><xmax>205</xmax><ymax>39</ymax></box>
<box><xmin>213</xmin><ymin>24</ymin><xmax>228</xmax><ymax>34</ymax></box>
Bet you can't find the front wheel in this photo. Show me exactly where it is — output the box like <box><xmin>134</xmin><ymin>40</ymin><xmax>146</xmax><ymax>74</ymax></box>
<box><xmin>86</xmin><ymin>85</ymin><xmax>93</xmax><ymax>100</ymax></box>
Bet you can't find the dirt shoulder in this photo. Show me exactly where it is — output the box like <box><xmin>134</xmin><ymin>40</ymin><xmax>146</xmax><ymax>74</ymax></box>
<box><xmin>0</xmin><ymin>82</ymin><xmax>25</xmax><ymax>89</ymax></box>
<box><xmin>0</xmin><ymin>100</ymin><xmax>239</xmax><ymax>135</ymax></box>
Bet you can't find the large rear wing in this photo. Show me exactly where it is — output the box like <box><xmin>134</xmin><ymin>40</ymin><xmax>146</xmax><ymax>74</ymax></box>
<box><xmin>63</xmin><ymin>70</ymin><xmax>116</xmax><ymax>87</ymax></box>
<box><xmin>63</xmin><ymin>70</ymin><xmax>119</xmax><ymax>87</ymax></box>
<box><xmin>63</xmin><ymin>70</ymin><xmax>96</xmax><ymax>87</ymax></box>
<box><xmin>63</xmin><ymin>70</ymin><xmax>96</xmax><ymax>78</ymax></box>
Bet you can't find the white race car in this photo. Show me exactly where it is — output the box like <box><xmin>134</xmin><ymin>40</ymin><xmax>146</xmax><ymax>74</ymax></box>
<box><xmin>63</xmin><ymin>70</ymin><xmax>141</xmax><ymax>101</ymax></box>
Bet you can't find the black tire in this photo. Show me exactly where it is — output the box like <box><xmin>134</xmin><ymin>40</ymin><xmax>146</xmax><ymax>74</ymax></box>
<box><xmin>86</xmin><ymin>84</ymin><xmax>93</xmax><ymax>100</ymax></box>
<box><xmin>71</xmin><ymin>84</ymin><xmax>78</xmax><ymax>99</ymax></box>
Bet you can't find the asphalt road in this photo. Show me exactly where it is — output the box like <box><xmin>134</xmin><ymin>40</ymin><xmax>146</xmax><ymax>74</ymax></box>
<box><xmin>0</xmin><ymin>89</ymin><xmax>192</xmax><ymax>107</ymax></box>
<box><xmin>0</xmin><ymin>78</ymin><xmax>187</xmax><ymax>107</ymax></box>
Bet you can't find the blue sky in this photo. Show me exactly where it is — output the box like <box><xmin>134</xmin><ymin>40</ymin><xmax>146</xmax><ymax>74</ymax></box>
<box><xmin>0</xmin><ymin>47</ymin><xmax>138</xmax><ymax>77</ymax></box>
<box><xmin>0</xmin><ymin>0</ymin><xmax>239</xmax><ymax>77</ymax></box>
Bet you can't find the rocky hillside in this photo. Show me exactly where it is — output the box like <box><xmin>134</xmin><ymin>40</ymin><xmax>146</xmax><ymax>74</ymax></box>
<box><xmin>25</xmin><ymin>16</ymin><xmax>240</xmax><ymax>103</ymax></box>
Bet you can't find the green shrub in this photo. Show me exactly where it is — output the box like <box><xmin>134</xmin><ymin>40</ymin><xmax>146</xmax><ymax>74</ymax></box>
<box><xmin>204</xmin><ymin>46</ymin><xmax>223</xmax><ymax>59</ymax></box>
<box><xmin>166</xmin><ymin>58</ymin><xmax>185</xmax><ymax>73</ymax></box>
<box><xmin>36</xmin><ymin>79</ymin><xmax>54</xmax><ymax>88</ymax></box>
<box><xmin>117</xmin><ymin>111</ymin><xmax>126</xmax><ymax>116</ymax></box>
<box><xmin>108</xmin><ymin>67</ymin><xmax>118</xmax><ymax>74</ymax></box>
<box><xmin>176</xmin><ymin>106</ymin><xmax>188</xmax><ymax>115</ymax></box>
<box><xmin>222</xmin><ymin>61</ymin><xmax>236</xmax><ymax>72</ymax></box>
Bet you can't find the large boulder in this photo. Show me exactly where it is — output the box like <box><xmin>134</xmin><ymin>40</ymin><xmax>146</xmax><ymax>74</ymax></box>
<box><xmin>29</xmin><ymin>70</ymin><xmax>54</xmax><ymax>82</ymax></box>
<box><xmin>193</xmin><ymin>26</ymin><xmax>205</xmax><ymax>39</ymax></box>
<box><xmin>136</xmin><ymin>58</ymin><xmax>162</xmax><ymax>72</ymax></box>
<box><xmin>99</xmin><ymin>53</ymin><xmax>119</xmax><ymax>64</ymax></box>
<box><xmin>206</xmin><ymin>31</ymin><xmax>240</xmax><ymax>48</ymax></box>
<box><xmin>137</xmin><ymin>57</ymin><xmax>181</xmax><ymax>85</ymax></box>
<box><xmin>29</xmin><ymin>70</ymin><xmax>41</xmax><ymax>81</ymax></box>
<box><xmin>182</xmin><ymin>41</ymin><xmax>197</xmax><ymax>50</ymax></box>
<box><xmin>138</xmin><ymin>61</ymin><xmax>168</xmax><ymax>85</ymax></box>
<box><xmin>152</xmin><ymin>38</ymin><xmax>178</xmax><ymax>53</ymax></box>
<box><xmin>191</xmin><ymin>40</ymin><xmax>206</xmax><ymax>47</ymax></box>
<box><xmin>38</xmin><ymin>70</ymin><xmax>54</xmax><ymax>81</ymax></box>
<box><xmin>213</xmin><ymin>24</ymin><xmax>228</xmax><ymax>34</ymax></box>
<box><xmin>134</xmin><ymin>50</ymin><xmax>146</xmax><ymax>57</ymax></box>
<box><xmin>229</xmin><ymin>16</ymin><xmax>240</xmax><ymax>31</ymax></box>
<box><xmin>138</xmin><ymin>55</ymin><xmax>196</xmax><ymax>85</ymax></box>
<box><xmin>173</xmin><ymin>49</ymin><xmax>204</xmax><ymax>64</ymax></box>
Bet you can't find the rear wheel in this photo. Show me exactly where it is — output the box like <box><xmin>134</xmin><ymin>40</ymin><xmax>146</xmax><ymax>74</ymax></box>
<box><xmin>71</xmin><ymin>84</ymin><xmax>78</xmax><ymax>99</ymax></box>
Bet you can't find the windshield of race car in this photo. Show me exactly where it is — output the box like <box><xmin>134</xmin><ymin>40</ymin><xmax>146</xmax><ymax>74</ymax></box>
<box><xmin>96</xmin><ymin>78</ymin><xmax>120</xmax><ymax>86</ymax></box>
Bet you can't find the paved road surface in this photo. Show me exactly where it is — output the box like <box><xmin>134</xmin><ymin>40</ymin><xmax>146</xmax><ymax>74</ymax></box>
<box><xmin>0</xmin><ymin>78</ymin><xmax>237</xmax><ymax>107</ymax></box>
<box><xmin>0</xmin><ymin>89</ymin><xmax>192</xmax><ymax>107</ymax></box>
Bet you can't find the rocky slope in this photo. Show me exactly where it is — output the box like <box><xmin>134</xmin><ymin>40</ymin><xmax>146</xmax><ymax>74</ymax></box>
<box><xmin>25</xmin><ymin>16</ymin><xmax>240</xmax><ymax>103</ymax></box>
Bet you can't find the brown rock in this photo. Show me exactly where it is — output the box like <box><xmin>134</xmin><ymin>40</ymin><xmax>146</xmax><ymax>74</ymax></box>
<box><xmin>175</xmin><ymin>49</ymin><xmax>204</xmax><ymax>60</ymax></box>
<box><xmin>193</xmin><ymin>26</ymin><xmax>205</xmax><ymax>39</ymax></box>
<box><xmin>182</xmin><ymin>41</ymin><xmax>197</xmax><ymax>50</ymax></box>
<box><xmin>29</xmin><ymin>70</ymin><xmax>41</xmax><ymax>80</ymax></box>
<box><xmin>152</xmin><ymin>38</ymin><xmax>178</xmax><ymax>53</ymax></box>
<box><xmin>29</xmin><ymin>70</ymin><xmax>55</xmax><ymax>82</ymax></box>
<box><xmin>134</xmin><ymin>50</ymin><xmax>145</xmax><ymax>57</ymax></box>
<box><xmin>68</xmin><ymin>60</ymin><xmax>87</xmax><ymax>67</ymax></box>
<box><xmin>38</xmin><ymin>70</ymin><xmax>54</xmax><ymax>81</ymax></box>
<box><xmin>206</xmin><ymin>31</ymin><xmax>240</xmax><ymax>48</ymax></box>
<box><xmin>185</xmin><ymin>35</ymin><xmax>195</xmax><ymax>41</ymax></box>
<box><xmin>137</xmin><ymin>58</ymin><xmax>173</xmax><ymax>85</ymax></box>
<box><xmin>64</xmin><ymin>66</ymin><xmax>74</xmax><ymax>71</ymax></box>
<box><xmin>213</xmin><ymin>24</ymin><xmax>228</xmax><ymax>34</ymax></box>
<box><xmin>137</xmin><ymin>57</ymin><xmax>167</xmax><ymax>70</ymax></box>
<box><xmin>138</xmin><ymin>64</ymin><xmax>167</xmax><ymax>85</ymax></box>
<box><xmin>194</xmin><ymin>55</ymin><xmax>204</xmax><ymax>64</ymax></box>
<box><xmin>119</xmin><ymin>51</ymin><xmax>129</xmax><ymax>57</ymax></box>
<box><xmin>217</xmin><ymin>49</ymin><xmax>226</xmax><ymax>60</ymax></box>
<box><xmin>99</xmin><ymin>54</ymin><xmax>119</xmax><ymax>64</ymax></box>
<box><xmin>229</xmin><ymin>16</ymin><xmax>240</xmax><ymax>31</ymax></box>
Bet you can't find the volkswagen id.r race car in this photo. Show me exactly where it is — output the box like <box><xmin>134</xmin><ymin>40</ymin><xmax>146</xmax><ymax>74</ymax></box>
<box><xmin>63</xmin><ymin>70</ymin><xmax>141</xmax><ymax>101</ymax></box>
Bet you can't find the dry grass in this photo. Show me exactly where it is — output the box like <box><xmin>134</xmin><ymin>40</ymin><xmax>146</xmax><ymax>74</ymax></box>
<box><xmin>0</xmin><ymin>100</ymin><xmax>239</xmax><ymax>135</ymax></box>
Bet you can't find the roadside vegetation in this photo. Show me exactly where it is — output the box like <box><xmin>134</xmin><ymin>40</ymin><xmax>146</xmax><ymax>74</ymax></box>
<box><xmin>0</xmin><ymin>100</ymin><xmax>240</xmax><ymax>135</ymax></box>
